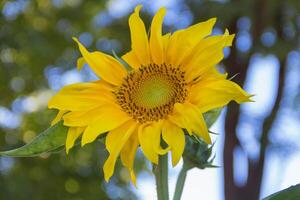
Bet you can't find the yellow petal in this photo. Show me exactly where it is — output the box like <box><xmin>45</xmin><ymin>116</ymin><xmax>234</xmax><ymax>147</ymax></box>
<box><xmin>189</xmin><ymin>79</ymin><xmax>252</xmax><ymax>113</ymax></box>
<box><xmin>73</xmin><ymin>37</ymin><xmax>127</xmax><ymax>85</ymax></box>
<box><xmin>150</xmin><ymin>7</ymin><xmax>166</xmax><ymax>64</ymax></box>
<box><xmin>63</xmin><ymin>103</ymin><xmax>121</xmax><ymax>127</ymax></box>
<box><xmin>138</xmin><ymin>123</ymin><xmax>156</xmax><ymax>164</ymax></box>
<box><xmin>81</xmin><ymin>109</ymin><xmax>131</xmax><ymax>146</ymax></box>
<box><xmin>51</xmin><ymin>110</ymin><xmax>67</xmax><ymax>126</ymax></box>
<box><xmin>120</xmin><ymin>129</ymin><xmax>139</xmax><ymax>186</ymax></box>
<box><xmin>169</xmin><ymin>102</ymin><xmax>211</xmax><ymax>144</ymax></box>
<box><xmin>77</xmin><ymin>56</ymin><xmax>85</xmax><ymax>70</ymax></box>
<box><xmin>184</xmin><ymin>30</ymin><xmax>235</xmax><ymax>82</ymax></box>
<box><xmin>203</xmin><ymin>67</ymin><xmax>228</xmax><ymax>80</ymax></box>
<box><xmin>166</xmin><ymin>18</ymin><xmax>216</xmax><ymax>66</ymax></box>
<box><xmin>187</xmin><ymin>104</ymin><xmax>211</xmax><ymax>144</ymax></box>
<box><xmin>162</xmin><ymin>33</ymin><xmax>171</xmax><ymax>51</ymax></box>
<box><xmin>77</xmin><ymin>53</ymin><xmax>106</xmax><ymax>71</ymax></box>
<box><xmin>162</xmin><ymin>120</ymin><xmax>185</xmax><ymax>166</ymax></box>
<box><xmin>122</xmin><ymin>51</ymin><xmax>141</xmax><ymax>69</ymax></box>
<box><xmin>122</xmin><ymin>32</ymin><xmax>171</xmax><ymax>69</ymax></box>
<box><xmin>103</xmin><ymin>120</ymin><xmax>137</xmax><ymax>182</ymax></box>
<box><xmin>138</xmin><ymin>123</ymin><xmax>157</xmax><ymax>163</ymax></box>
<box><xmin>65</xmin><ymin>127</ymin><xmax>85</xmax><ymax>154</ymax></box>
<box><xmin>168</xmin><ymin>106</ymin><xmax>192</xmax><ymax>135</ymax></box>
<box><xmin>189</xmin><ymin>67</ymin><xmax>228</xmax><ymax>85</ymax></box>
<box><xmin>128</xmin><ymin>5</ymin><xmax>150</xmax><ymax>66</ymax></box>
<box><xmin>152</xmin><ymin>121</ymin><xmax>170</xmax><ymax>155</ymax></box>
<box><xmin>130</xmin><ymin>171</ymin><xmax>137</xmax><ymax>187</ymax></box>
<box><xmin>139</xmin><ymin>121</ymin><xmax>169</xmax><ymax>164</ymax></box>
<box><xmin>48</xmin><ymin>81</ymin><xmax>113</xmax><ymax>111</ymax></box>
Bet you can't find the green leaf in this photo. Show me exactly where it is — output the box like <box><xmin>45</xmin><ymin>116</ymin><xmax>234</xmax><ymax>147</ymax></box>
<box><xmin>0</xmin><ymin>121</ymin><xmax>68</xmax><ymax>157</ymax></box>
<box><xmin>203</xmin><ymin>108</ymin><xmax>222</xmax><ymax>128</ymax></box>
<box><xmin>263</xmin><ymin>184</ymin><xmax>300</xmax><ymax>200</ymax></box>
<box><xmin>201</xmin><ymin>164</ymin><xmax>220</xmax><ymax>168</ymax></box>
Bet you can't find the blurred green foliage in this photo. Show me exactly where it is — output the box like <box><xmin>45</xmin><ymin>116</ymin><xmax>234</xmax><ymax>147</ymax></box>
<box><xmin>0</xmin><ymin>0</ymin><xmax>140</xmax><ymax>199</ymax></box>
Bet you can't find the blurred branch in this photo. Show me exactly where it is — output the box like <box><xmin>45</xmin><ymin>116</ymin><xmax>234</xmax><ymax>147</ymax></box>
<box><xmin>246</xmin><ymin>57</ymin><xmax>287</xmax><ymax>199</ymax></box>
<box><xmin>246</xmin><ymin>1</ymin><xmax>289</xmax><ymax>198</ymax></box>
<box><xmin>223</xmin><ymin>0</ymin><xmax>268</xmax><ymax>199</ymax></box>
<box><xmin>222</xmin><ymin>0</ymin><xmax>296</xmax><ymax>199</ymax></box>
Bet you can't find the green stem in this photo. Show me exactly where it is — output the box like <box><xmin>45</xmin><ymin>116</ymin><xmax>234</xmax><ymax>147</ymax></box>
<box><xmin>154</xmin><ymin>154</ymin><xmax>169</xmax><ymax>200</ymax></box>
<box><xmin>173</xmin><ymin>163</ymin><xmax>189</xmax><ymax>200</ymax></box>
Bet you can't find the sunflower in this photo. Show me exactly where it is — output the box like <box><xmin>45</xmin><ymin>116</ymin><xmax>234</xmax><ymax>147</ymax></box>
<box><xmin>48</xmin><ymin>5</ymin><xmax>251</xmax><ymax>185</ymax></box>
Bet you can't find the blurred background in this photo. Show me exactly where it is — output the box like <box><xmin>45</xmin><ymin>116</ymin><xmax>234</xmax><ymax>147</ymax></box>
<box><xmin>0</xmin><ymin>0</ymin><xmax>300</xmax><ymax>199</ymax></box>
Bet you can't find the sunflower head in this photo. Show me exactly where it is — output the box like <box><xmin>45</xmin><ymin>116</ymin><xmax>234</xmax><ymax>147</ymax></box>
<box><xmin>115</xmin><ymin>63</ymin><xmax>187</xmax><ymax>123</ymax></box>
<box><xmin>48</xmin><ymin>5</ymin><xmax>252</xmax><ymax>185</ymax></box>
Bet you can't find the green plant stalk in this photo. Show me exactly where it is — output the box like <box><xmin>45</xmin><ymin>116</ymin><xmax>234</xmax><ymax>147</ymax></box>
<box><xmin>173</xmin><ymin>163</ymin><xmax>190</xmax><ymax>200</ymax></box>
<box><xmin>154</xmin><ymin>154</ymin><xmax>169</xmax><ymax>200</ymax></box>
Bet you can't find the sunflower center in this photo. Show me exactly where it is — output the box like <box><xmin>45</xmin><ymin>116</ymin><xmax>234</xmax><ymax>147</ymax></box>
<box><xmin>134</xmin><ymin>74</ymin><xmax>174</xmax><ymax>108</ymax></box>
<box><xmin>115</xmin><ymin>63</ymin><xmax>187</xmax><ymax>123</ymax></box>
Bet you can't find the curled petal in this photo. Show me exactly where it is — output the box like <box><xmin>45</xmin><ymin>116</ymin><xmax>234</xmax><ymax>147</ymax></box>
<box><xmin>73</xmin><ymin>37</ymin><xmax>127</xmax><ymax>85</ymax></box>
<box><xmin>103</xmin><ymin>120</ymin><xmax>137</xmax><ymax>182</ymax></box>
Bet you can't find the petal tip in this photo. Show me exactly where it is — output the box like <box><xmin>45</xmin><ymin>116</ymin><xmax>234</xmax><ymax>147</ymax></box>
<box><xmin>247</xmin><ymin>94</ymin><xmax>256</xmax><ymax>102</ymax></box>
<box><xmin>206</xmin><ymin>136</ymin><xmax>212</xmax><ymax>145</ymax></box>
<box><xmin>130</xmin><ymin>171</ymin><xmax>137</xmax><ymax>187</ymax></box>
<box><xmin>104</xmin><ymin>176</ymin><xmax>109</xmax><ymax>183</ymax></box>
<box><xmin>209</xmin><ymin>17</ymin><xmax>217</xmax><ymax>24</ymax></box>
<box><xmin>158</xmin><ymin>7</ymin><xmax>167</xmax><ymax>15</ymax></box>
<box><xmin>103</xmin><ymin>159</ymin><xmax>114</xmax><ymax>182</ymax></box>
<box><xmin>65</xmin><ymin>148</ymin><xmax>70</xmax><ymax>155</ymax></box>
<box><xmin>81</xmin><ymin>137</ymin><xmax>88</xmax><ymax>147</ymax></box>
<box><xmin>72</xmin><ymin>37</ymin><xmax>79</xmax><ymax>43</ymax></box>
<box><xmin>224</xmin><ymin>29</ymin><xmax>229</xmax><ymax>35</ymax></box>
<box><xmin>155</xmin><ymin>146</ymin><xmax>171</xmax><ymax>155</ymax></box>
<box><xmin>134</xmin><ymin>4</ymin><xmax>142</xmax><ymax>13</ymax></box>
<box><xmin>172</xmin><ymin>157</ymin><xmax>181</xmax><ymax>167</ymax></box>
